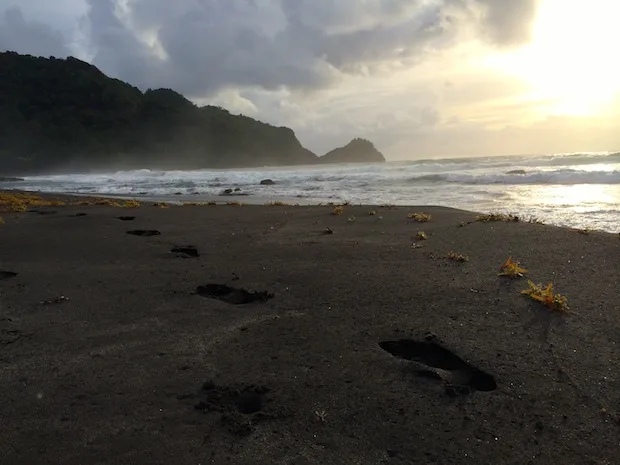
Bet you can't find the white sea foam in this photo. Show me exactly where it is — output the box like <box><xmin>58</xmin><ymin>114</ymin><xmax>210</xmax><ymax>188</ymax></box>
<box><xmin>4</xmin><ymin>151</ymin><xmax>620</xmax><ymax>232</ymax></box>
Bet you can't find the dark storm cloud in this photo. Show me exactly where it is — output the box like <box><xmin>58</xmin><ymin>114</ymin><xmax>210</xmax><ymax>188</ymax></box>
<box><xmin>82</xmin><ymin>0</ymin><xmax>455</xmax><ymax>95</ymax></box>
<box><xmin>152</xmin><ymin>0</ymin><xmax>334</xmax><ymax>94</ymax></box>
<box><xmin>83</xmin><ymin>0</ymin><xmax>538</xmax><ymax>96</ymax></box>
<box><xmin>84</xmin><ymin>0</ymin><xmax>165</xmax><ymax>86</ymax></box>
<box><xmin>0</xmin><ymin>6</ymin><xmax>70</xmax><ymax>57</ymax></box>
<box><xmin>1</xmin><ymin>0</ymin><xmax>540</xmax><ymax>94</ymax></box>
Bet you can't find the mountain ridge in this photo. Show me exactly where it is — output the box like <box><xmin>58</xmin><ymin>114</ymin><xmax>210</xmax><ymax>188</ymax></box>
<box><xmin>0</xmin><ymin>51</ymin><xmax>385</xmax><ymax>174</ymax></box>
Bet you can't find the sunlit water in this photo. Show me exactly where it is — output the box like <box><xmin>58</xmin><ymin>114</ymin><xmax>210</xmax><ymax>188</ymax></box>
<box><xmin>3</xmin><ymin>151</ymin><xmax>620</xmax><ymax>233</ymax></box>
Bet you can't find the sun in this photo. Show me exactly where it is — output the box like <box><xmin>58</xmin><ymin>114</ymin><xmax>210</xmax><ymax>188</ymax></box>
<box><xmin>482</xmin><ymin>0</ymin><xmax>620</xmax><ymax>116</ymax></box>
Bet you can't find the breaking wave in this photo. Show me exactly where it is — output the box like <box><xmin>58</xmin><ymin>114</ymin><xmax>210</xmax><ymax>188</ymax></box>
<box><xmin>3</xmin><ymin>150</ymin><xmax>620</xmax><ymax>232</ymax></box>
<box><xmin>407</xmin><ymin>169</ymin><xmax>620</xmax><ymax>185</ymax></box>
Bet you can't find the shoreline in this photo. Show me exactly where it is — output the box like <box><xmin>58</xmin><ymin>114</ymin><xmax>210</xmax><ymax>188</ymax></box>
<box><xmin>1</xmin><ymin>191</ymin><xmax>619</xmax><ymax>464</ymax></box>
<box><xmin>2</xmin><ymin>188</ymin><xmax>619</xmax><ymax>236</ymax></box>
<box><xmin>3</xmin><ymin>151</ymin><xmax>620</xmax><ymax>236</ymax></box>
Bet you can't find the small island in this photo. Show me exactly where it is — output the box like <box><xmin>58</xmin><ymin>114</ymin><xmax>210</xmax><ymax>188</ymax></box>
<box><xmin>319</xmin><ymin>138</ymin><xmax>386</xmax><ymax>164</ymax></box>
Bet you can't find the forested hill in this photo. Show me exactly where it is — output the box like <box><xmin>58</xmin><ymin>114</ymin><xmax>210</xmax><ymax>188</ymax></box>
<box><xmin>0</xmin><ymin>52</ymin><xmax>330</xmax><ymax>174</ymax></box>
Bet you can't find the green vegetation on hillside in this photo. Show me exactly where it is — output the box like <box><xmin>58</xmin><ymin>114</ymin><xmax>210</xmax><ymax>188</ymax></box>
<box><xmin>0</xmin><ymin>52</ymin><xmax>321</xmax><ymax>174</ymax></box>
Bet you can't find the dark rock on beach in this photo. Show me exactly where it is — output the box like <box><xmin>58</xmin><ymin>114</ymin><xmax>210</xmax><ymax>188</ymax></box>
<box><xmin>220</xmin><ymin>188</ymin><xmax>248</xmax><ymax>196</ymax></box>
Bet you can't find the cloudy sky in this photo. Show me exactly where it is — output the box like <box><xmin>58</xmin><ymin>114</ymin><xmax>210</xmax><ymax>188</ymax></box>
<box><xmin>1</xmin><ymin>0</ymin><xmax>619</xmax><ymax>159</ymax></box>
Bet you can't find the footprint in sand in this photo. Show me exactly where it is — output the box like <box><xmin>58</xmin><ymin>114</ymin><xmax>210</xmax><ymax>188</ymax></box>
<box><xmin>196</xmin><ymin>284</ymin><xmax>274</xmax><ymax>305</ymax></box>
<box><xmin>380</xmin><ymin>338</ymin><xmax>497</xmax><ymax>393</ymax></box>
<box><xmin>0</xmin><ymin>271</ymin><xmax>18</xmax><ymax>280</ymax></box>
<box><xmin>127</xmin><ymin>229</ymin><xmax>160</xmax><ymax>236</ymax></box>
<box><xmin>195</xmin><ymin>382</ymin><xmax>269</xmax><ymax>415</ymax></box>
<box><xmin>171</xmin><ymin>246</ymin><xmax>199</xmax><ymax>257</ymax></box>
<box><xmin>193</xmin><ymin>382</ymin><xmax>272</xmax><ymax>437</ymax></box>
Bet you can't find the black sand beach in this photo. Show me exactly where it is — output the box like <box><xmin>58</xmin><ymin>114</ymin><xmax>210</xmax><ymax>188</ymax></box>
<box><xmin>1</xmin><ymin>195</ymin><xmax>619</xmax><ymax>464</ymax></box>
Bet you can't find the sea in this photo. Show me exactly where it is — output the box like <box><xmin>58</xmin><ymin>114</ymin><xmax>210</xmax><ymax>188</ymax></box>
<box><xmin>3</xmin><ymin>151</ymin><xmax>620</xmax><ymax>233</ymax></box>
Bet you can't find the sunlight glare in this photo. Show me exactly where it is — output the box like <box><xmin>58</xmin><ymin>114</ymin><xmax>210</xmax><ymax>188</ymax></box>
<box><xmin>482</xmin><ymin>0</ymin><xmax>620</xmax><ymax>116</ymax></box>
<box><xmin>539</xmin><ymin>184</ymin><xmax>615</xmax><ymax>209</ymax></box>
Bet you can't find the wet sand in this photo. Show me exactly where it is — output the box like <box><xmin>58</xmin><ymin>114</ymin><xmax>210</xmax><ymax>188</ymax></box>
<box><xmin>1</xmin><ymin>198</ymin><xmax>619</xmax><ymax>464</ymax></box>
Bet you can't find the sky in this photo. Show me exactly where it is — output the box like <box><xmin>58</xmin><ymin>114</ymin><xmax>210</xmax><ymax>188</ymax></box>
<box><xmin>1</xmin><ymin>0</ymin><xmax>619</xmax><ymax>159</ymax></box>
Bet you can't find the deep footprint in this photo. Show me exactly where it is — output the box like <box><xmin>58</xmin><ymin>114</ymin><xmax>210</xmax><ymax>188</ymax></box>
<box><xmin>379</xmin><ymin>339</ymin><xmax>496</xmax><ymax>392</ymax></box>
<box><xmin>127</xmin><ymin>229</ymin><xmax>160</xmax><ymax>236</ymax></box>
<box><xmin>0</xmin><ymin>271</ymin><xmax>18</xmax><ymax>280</ymax></box>
<box><xmin>196</xmin><ymin>284</ymin><xmax>274</xmax><ymax>305</ymax></box>
<box><xmin>194</xmin><ymin>382</ymin><xmax>271</xmax><ymax>437</ymax></box>
<box><xmin>116</xmin><ymin>216</ymin><xmax>135</xmax><ymax>221</ymax></box>
<box><xmin>195</xmin><ymin>382</ymin><xmax>269</xmax><ymax>415</ymax></box>
<box><xmin>171</xmin><ymin>246</ymin><xmax>199</xmax><ymax>257</ymax></box>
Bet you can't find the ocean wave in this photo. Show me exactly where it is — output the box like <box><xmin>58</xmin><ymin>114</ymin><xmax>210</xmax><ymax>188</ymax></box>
<box><xmin>400</xmin><ymin>151</ymin><xmax>620</xmax><ymax>172</ymax></box>
<box><xmin>536</xmin><ymin>151</ymin><xmax>620</xmax><ymax>167</ymax></box>
<box><xmin>406</xmin><ymin>174</ymin><xmax>447</xmax><ymax>182</ymax></box>
<box><xmin>406</xmin><ymin>169</ymin><xmax>620</xmax><ymax>185</ymax></box>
